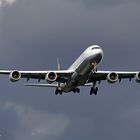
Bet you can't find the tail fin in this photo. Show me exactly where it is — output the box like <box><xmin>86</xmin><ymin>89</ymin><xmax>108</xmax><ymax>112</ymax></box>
<box><xmin>57</xmin><ymin>58</ymin><xmax>61</xmax><ymax>70</ymax></box>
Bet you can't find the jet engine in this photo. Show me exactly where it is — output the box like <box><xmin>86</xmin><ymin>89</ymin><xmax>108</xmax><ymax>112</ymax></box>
<box><xmin>136</xmin><ymin>72</ymin><xmax>140</xmax><ymax>83</ymax></box>
<box><xmin>107</xmin><ymin>72</ymin><xmax>118</xmax><ymax>83</ymax></box>
<box><xmin>9</xmin><ymin>70</ymin><xmax>21</xmax><ymax>82</ymax></box>
<box><xmin>46</xmin><ymin>72</ymin><xmax>57</xmax><ymax>83</ymax></box>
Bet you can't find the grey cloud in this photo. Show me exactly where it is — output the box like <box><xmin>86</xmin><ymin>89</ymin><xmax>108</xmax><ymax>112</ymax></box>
<box><xmin>0</xmin><ymin>0</ymin><xmax>139</xmax><ymax>70</ymax></box>
<box><xmin>1</xmin><ymin>101</ymin><xmax>70</xmax><ymax>140</ymax></box>
<box><xmin>0</xmin><ymin>0</ymin><xmax>16</xmax><ymax>6</ymax></box>
<box><xmin>0</xmin><ymin>108</ymin><xmax>18</xmax><ymax>140</ymax></box>
<box><xmin>110</xmin><ymin>108</ymin><xmax>140</xmax><ymax>140</ymax></box>
<box><xmin>1</xmin><ymin>0</ymin><xmax>140</xmax><ymax>46</ymax></box>
<box><xmin>77</xmin><ymin>0</ymin><xmax>140</xmax><ymax>8</ymax></box>
<box><xmin>81</xmin><ymin>0</ymin><xmax>126</xmax><ymax>8</ymax></box>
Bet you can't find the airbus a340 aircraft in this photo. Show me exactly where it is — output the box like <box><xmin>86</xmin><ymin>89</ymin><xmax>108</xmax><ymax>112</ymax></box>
<box><xmin>0</xmin><ymin>45</ymin><xmax>140</xmax><ymax>95</ymax></box>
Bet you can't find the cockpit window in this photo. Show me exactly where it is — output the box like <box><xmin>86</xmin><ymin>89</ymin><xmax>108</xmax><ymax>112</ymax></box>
<box><xmin>91</xmin><ymin>47</ymin><xmax>100</xmax><ymax>50</ymax></box>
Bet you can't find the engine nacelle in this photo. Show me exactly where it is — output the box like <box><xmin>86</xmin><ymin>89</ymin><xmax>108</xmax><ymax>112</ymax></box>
<box><xmin>107</xmin><ymin>72</ymin><xmax>118</xmax><ymax>84</ymax></box>
<box><xmin>45</xmin><ymin>72</ymin><xmax>57</xmax><ymax>83</ymax></box>
<box><xmin>135</xmin><ymin>72</ymin><xmax>140</xmax><ymax>83</ymax></box>
<box><xmin>9</xmin><ymin>70</ymin><xmax>21</xmax><ymax>82</ymax></box>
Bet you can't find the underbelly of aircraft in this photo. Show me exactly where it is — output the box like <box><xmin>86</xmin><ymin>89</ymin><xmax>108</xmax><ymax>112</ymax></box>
<box><xmin>62</xmin><ymin>71</ymin><xmax>90</xmax><ymax>93</ymax></box>
<box><xmin>62</xmin><ymin>55</ymin><xmax>100</xmax><ymax>92</ymax></box>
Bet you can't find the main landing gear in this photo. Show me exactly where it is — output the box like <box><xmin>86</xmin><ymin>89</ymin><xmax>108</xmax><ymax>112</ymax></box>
<box><xmin>90</xmin><ymin>82</ymin><xmax>98</xmax><ymax>95</ymax></box>
<box><xmin>55</xmin><ymin>88</ymin><xmax>62</xmax><ymax>95</ymax></box>
<box><xmin>55</xmin><ymin>87</ymin><xmax>80</xmax><ymax>95</ymax></box>
<box><xmin>73</xmin><ymin>88</ymin><xmax>80</xmax><ymax>93</ymax></box>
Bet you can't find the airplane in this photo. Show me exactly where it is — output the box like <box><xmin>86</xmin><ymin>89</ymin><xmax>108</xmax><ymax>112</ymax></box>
<box><xmin>0</xmin><ymin>45</ymin><xmax>140</xmax><ymax>95</ymax></box>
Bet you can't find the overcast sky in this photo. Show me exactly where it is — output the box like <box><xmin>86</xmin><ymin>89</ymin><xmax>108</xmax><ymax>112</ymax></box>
<box><xmin>0</xmin><ymin>0</ymin><xmax>140</xmax><ymax>140</ymax></box>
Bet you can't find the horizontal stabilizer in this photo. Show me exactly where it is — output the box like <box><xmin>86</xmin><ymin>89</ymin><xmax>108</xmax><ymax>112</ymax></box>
<box><xmin>24</xmin><ymin>83</ymin><xmax>58</xmax><ymax>88</ymax></box>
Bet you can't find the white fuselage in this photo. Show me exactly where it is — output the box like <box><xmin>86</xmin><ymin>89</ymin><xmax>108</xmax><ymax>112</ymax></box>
<box><xmin>61</xmin><ymin>45</ymin><xmax>103</xmax><ymax>92</ymax></box>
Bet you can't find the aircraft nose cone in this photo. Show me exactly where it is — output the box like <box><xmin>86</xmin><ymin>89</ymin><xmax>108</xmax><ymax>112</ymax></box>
<box><xmin>94</xmin><ymin>49</ymin><xmax>103</xmax><ymax>63</ymax></box>
<box><xmin>96</xmin><ymin>52</ymin><xmax>103</xmax><ymax>63</ymax></box>
<box><xmin>99</xmin><ymin>49</ymin><xmax>103</xmax><ymax>57</ymax></box>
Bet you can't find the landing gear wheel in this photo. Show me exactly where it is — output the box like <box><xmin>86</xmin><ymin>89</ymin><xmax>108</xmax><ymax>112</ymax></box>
<box><xmin>95</xmin><ymin>67</ymin><xmax>97</xmax><ymax>72</ymax></box>
<box><xmin>59</xmin><ymin>90</ymin><xmax>62</xmax><ymax>95</ymax></box>
<box><xmin>90</xmin><ymin>90</ymin><xmax>93</xmax><ymax>95</ymax></box>
<box><xmin>73</xmin><ymin>88</ymin><xmax>80</xmax><ymax>94</ymax></box>
<box><xmin>73</xmin><ymin>88</ymin><xmax>76</xmax><ymax>93</ymax></box>
<box><xmin>55</xmin><ymin>89</ymin><xmax>62</xmax><ymax>95</ymax></box>
<box><xmin>94</xmin><ymin>87</ymin><xmax>98</xmax><ymax>95</ymax></box>
<box><xmin>55</xmin><ymin>89</ymin><xmax>58</xmax><ymax>95</ymax></box>
<box><xmin>90</xmin><ymin>87</ymin><xmax>98</xmax><ymax>95</ymax></box>
<box><xmin>76</xmin><ymin>88</ymin><xmax>80</xmax><ymax>93</ymax></box>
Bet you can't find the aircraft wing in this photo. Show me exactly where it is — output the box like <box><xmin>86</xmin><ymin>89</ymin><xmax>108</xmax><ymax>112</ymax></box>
<box><xmin>0</xmin><ymin>70</ymin><xmax>74</xmax><ymax>83</ymax></box>
<box><xmin>87</xmin><ymin>71</ymin><xmax>139</xmax><ymax>83</ymax></box>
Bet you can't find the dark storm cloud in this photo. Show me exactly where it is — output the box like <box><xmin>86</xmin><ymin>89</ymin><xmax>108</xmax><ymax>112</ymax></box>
<box><xmin>78</xmin><ymin>0</ymin><xmax>140</xmax><ymax>8</ymax></box>
<box><xmin>0</xmin><ymin>107</ymin><xmax>18</xmax><ymax>140</ymax></box>
<box><xmin>0</xmin><ymin>0</ymin><xmax>140</xmax><ymax>140</ymax></box>
<box><xmin>0</xmin><ymin>101</ymin><xmax>70</xmax><ymax>140</ymax></box>
<box><xmin>81</xmin><ymin>0</ymin><xmax>126</xmax><ymax>8</ymax></box>
<box><xmin>1</xmin><ymin>0</ymin><xmax>140</xmax><ymax>69</ymax></box>
<box><xmin>2</xmin><ymin>0</ymin><xmax>140</xmax><ymax>48</ymax></box>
